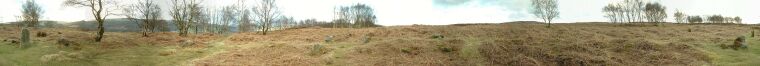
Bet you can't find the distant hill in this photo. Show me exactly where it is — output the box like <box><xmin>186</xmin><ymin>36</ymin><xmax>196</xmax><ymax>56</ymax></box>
<box><xmin>0</xmin><ymin>20</ymin><xmax>65</xmax><ymax>28</ymax></box>
<box><xmin>69</xmin><ymin>18</ymin><xmax>177</xmax><ymax>32</ymax></box>
<box><xmin>69</xmin><ymin>18</ymin><xmax>239</xmax><ymax>32</ymax></box>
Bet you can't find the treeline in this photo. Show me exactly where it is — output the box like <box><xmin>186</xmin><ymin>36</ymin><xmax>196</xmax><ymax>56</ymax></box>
<box><xmin>685</xmin><ymin>15</ymin><xmax>742</xmax><ymax>24</ymax></box>
<box><xmin>602</xmin><ymin>0</ymin><xmax>743</xmax><ymax>25</ymax></box>
<box><xmin>602</xmin><ymin>0</ymin><xmax>667</xmax><ymax>26</ymax></box>
<box><xmin>8</xmin><ymin>0</ymin><xmax>381</xmax><ymax>42</ymax></box>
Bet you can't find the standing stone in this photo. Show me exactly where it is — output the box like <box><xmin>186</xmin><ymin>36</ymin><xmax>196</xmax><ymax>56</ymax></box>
<box><xmin>752</xmin><ymin>31</ymin><xmax>755</xmax><ymax>37</ymax></box>
<box><xmin>21</xmin><ymin>28</ymin><xmax>31</xmax><ymax>48</ymax></box>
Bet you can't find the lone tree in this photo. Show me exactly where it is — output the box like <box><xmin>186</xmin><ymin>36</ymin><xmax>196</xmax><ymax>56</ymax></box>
<box><xmin>64</xmin><ymin>0</ymin><xmax>115</xmax><ymax>42</ymax></box>
<box><xmin>673</xmin><ymin>10</ymin><xmax>686</xmax><ymax>23</ymax></box>
<box><xmin>530</xmin><ymin>0</ymin><xmax>559</xmax><ymax>27</ymax></box>
<box><xmin>253</xmin><ymin>0</ymin><xmax>281</xmax><ymax>35</ymax></box>
<box><xmin>734</xmin><ymin>16</ymin><xmax>742</xmax><ymax>24</ymax></box>
<box><xmin>236</xmin><ymin>0</ymin><xmax>253</xmax><ymax>32</ymax></box>
<box><xmin>22</xmin><ymin>0</ymin><xmax>43</xmax><ymax>28</ymax></box>
<box><xmin>221</xmin><ymin>6</ymin><xmax>237</xmax><ymax>33</ymax></box>
<box><xmin>708</xmin><ymin>15</ymin><xmax>724</xmax><ymax>23</ymax></box>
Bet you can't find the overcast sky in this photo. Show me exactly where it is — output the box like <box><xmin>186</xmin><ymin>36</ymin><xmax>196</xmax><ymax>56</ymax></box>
<box><xmin>0</xmin><ymin>0</ymin><xmax>758</xmax><ymax>26</ymax></box>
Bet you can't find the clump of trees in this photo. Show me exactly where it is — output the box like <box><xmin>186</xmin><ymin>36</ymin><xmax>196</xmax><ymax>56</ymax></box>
<box><xmin>707</xmin><ymin>15</ymin><xmax>725</xmax><ymax>23</ymax></box>
<box><xmin>684</xmin><ymin>15</ymin><xmax>741</xmax><ymax>24</ymax></box>
<box><xmin>706</xmin><ymin>15</ymin><xmax>742</xmax><ymax>24</ymax></box>
<box><xmin>603</xmin><ymin>0</ymin><xmax>744</xmax><ymax>25</ymax></box>
<box><xmin>687</xmin><ymin>16</ymin><xmax>703</xmax><ymax>23</ymax></box>
<box><xmin>123</xmin><ymin>0</ymin><xmax>166</xmax><ymax>37</ymax></box>
<box><xmin>334</xmin><ymin>3</ymin><xmax>378</xmax><ymax>28</ymax></box>
<box><xmin>170</xmin><ymin>0</ymin><xmax>205</xmax><ymax>37</ymax></box>
<box><xmin>644</xmin><ymin>3</ymin><xmax>666</xmax><ymax>26</ymax></box>
<box><xmin>602</xmin><ymin>0</ymin><xmax>667</xmax><ymax>26</ymax></box>
<box><xmin>530</xmin><ymin>0</ymin><xmax>559</xmax><ymax>27</ymax></box>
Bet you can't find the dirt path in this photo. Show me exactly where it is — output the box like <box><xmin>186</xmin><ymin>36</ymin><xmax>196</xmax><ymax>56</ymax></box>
<box><xmin>183</xmin><ymin>35</ymin><xmax>233</xmax><ymax>66</ymax></box>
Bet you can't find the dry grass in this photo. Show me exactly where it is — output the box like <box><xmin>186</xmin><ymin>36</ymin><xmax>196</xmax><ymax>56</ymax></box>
<box><xmin>0</xmin><ymin>26</ymin><xmax>226</xmax><ymax>66</ymax></box>
<box><xmin>1</xmin><ymin>23</ymin><xmax>757</xmax><ymax>66</ymax></box>
<box><xmin>194</xmin><ymin>23</ymin><xmax>757</xmax><ymax>66</ymax></box>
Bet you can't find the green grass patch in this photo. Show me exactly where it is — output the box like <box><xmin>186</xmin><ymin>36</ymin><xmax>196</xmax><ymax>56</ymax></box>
<box><xmin>0</xmin><ymin>37</ymin><xmax>230</xmax><ymax>66</ymax></box>
<box><xmin>324</xmin><ymin>42</ymin><xmax>356</xmax><ymax>66</ymax></box>
<box><xmin>459</xmin><ymin>37</ymin><xmax>486</xmax><ymax>66</ymax></box>
<box><xmin>701</xmin><ymin>34</ymin><xmax>760</xmax><ymax>66</ymax></box>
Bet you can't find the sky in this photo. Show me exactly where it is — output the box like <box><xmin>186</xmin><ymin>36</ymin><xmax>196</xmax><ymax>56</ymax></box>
<box><xmin>0</xmin><ymin>0</ymin><xmax>759</xmax><ymax>26</ymax></box>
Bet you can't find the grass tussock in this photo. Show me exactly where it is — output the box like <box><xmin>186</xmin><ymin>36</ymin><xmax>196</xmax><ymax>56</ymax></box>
<box><xmin>198</xmin><ymin>23</ymin><xmax>756</xmax><ymax>66</ymax></box>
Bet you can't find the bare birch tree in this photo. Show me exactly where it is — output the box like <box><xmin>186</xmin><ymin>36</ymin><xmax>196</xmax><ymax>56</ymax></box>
<box><xmin>64</xmin><ymin>0</ymin><xmax>116</xmax><ymax>42</ymax></box>
<box><xmin>530</xmin><ymin>0</ymin><xmax>559</xmax><ymax>27</ymax></box>
<box><xmin>252</xmin><ymin>0</ymin><xmax>280</xmax><ymax>35</ymax></box>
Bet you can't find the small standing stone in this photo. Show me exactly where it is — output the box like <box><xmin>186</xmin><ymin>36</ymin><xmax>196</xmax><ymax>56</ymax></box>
<box><xmin>752</xmin><ymin>31</ymin><xmax>756</xmax><ymax>37</ymax></box>
<box><xmin>324</xmin><ymin>35</ymin><xmax>334</xmax><ymax>43</ymax></box>
<box><xmin>362</xmin><ymin>36</ymin><xmax>371</xmax><ymax>44</ymax></box>
<box><xmin>733</xmin><ymin>36</ymin><xmax>748</xmax><ymax>50</ymax></box>
<box><xmin>362</xmin><ymin>33</ymin><xmax>374</xmax><ymax>44</ymax></box>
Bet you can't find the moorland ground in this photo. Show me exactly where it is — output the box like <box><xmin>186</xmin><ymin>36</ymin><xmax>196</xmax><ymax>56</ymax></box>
<box><xmin>1</xmin><ymin>22</ymin><xmax>759</xmax><ymax>66</ymax></box>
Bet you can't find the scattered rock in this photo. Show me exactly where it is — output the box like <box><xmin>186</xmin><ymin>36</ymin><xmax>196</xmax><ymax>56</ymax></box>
<box><xmin>362</xmin><ymin>33</ymin><xmax>375</xmax><ymax>44</ymax></box>
<box><xmin>730</xmin><ymin>36</ymin><xmax>748</xmax><ymax>50</ymax></box>
<box><xmin>40</xmin><ymin>51</ymin><xmax>84</xmax><ymax>63</ymax></box>
<box><xmin>362</xmin><ymin>36</ymin><xmax>371</xmax><ymax>44</ymax></box>
<box><xmin>431</xmin><ymin>34</ymin><xmax>444</xmax><ymax>39</ymax></box>
<box><xmin>160</xmin><ymin>50</ymin><xmax>175</xmax><ymax>56</ymax></box>
<box><xmin>324</xmin><ymin>35</ymin><xmax>334</xmax><ymax>43</ymax></box>
<box><xmin>36</xmin><ymin>32</ymin><xmax>48</xmax><ymax>37</ymax></box>
<box><xmin>180</xmin><ymin>40</ymin><xmax>195</xmax><ymax>47</ymax></box>
<box><xmin>267</xmin><ymin>45</ymin><xmax>275</xmax><ymax>47</ymax></box>
<box><xmin>57</xmin><ymin>38</ymin><xmax>77</xmax><ymax>47</ymax></box>
<box><xmin>40</xmin><ymin>53</ymin><xmax>63</xmax><ymax>63</ymax></box>
<box><xmin>10</xmin><ymin>40</ymin><xmax>19</xmax><ymax>45</ymax></box>
<box><xmin>687</xmin><ymin>29</ymin><xmax>692</xmax><ymax>32</ymax></box>
<box><xmin>437</xmin><ymin>44</ymin><xmax>455</xmax><ymax>52</ymax></box>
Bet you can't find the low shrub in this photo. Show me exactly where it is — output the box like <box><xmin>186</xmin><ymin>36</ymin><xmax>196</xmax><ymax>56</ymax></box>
<box><xmin>309</xmin><ymin>44</ymin><xmax>325</xmax><ymax>56</ymax></box>
<box><xmin>37</xmin><ymin>32</ymin><xmax>48</xmax><ymax>37</ymax></box>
